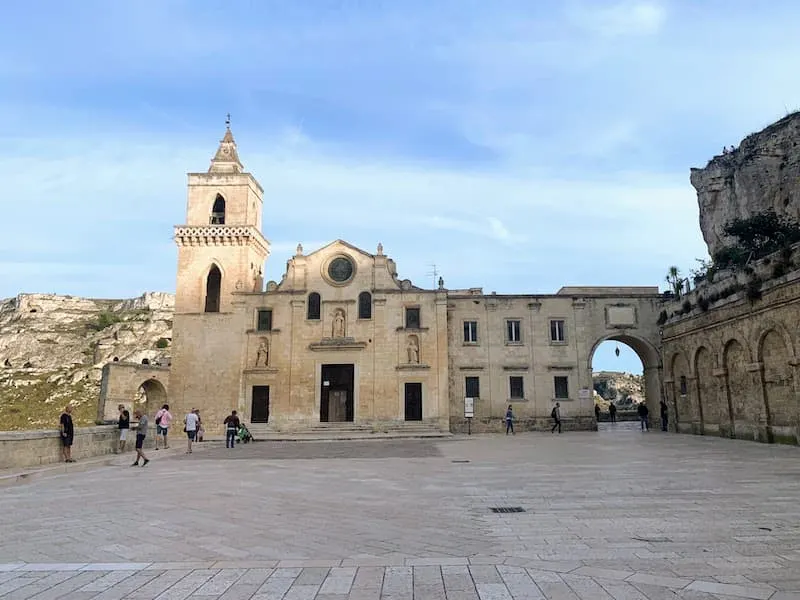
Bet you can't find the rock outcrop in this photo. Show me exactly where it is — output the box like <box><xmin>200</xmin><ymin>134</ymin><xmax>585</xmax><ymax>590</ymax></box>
<box><xmin>0</xmin><ymin>292</ymin><xmax>174</xmax><ymax>430</ymax></box>
<box><xmin>691</xmin><ymin>112</ymin><xmax>800</xmax><ymax>257</ymax></box>
<box><xmin>593</xmin><ymin>371</ymin><xmax>644</xmax><ymax>406</ymax></box>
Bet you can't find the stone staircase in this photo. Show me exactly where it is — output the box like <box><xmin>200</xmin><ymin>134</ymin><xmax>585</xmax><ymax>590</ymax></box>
<box><xmin>245</xmin><ymin>421</ymin><xmax>451</xmax><ymax>441</ymax></box>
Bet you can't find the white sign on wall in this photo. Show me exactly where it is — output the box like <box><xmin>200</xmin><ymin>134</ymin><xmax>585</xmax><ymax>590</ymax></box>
<box><xmin>464</xmin><ymin>397</ymin><xmax>475</xmax><ymax>418</ymax></box>
<box><xmin>578</xmin><ymin>388</ymin><xmax>591</xmax><ymax>400</ymax></box>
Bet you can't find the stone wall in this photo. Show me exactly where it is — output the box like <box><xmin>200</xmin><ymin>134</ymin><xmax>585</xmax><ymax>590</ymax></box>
<box><xmin>661</xmin><ymin>255</ymin><xmax>800</xmax><ymax>445</ymax></box>
<box><xmin>0</xmin><ymin>424</ymin><xmax>153</xmax><ymax>470</ymax></box>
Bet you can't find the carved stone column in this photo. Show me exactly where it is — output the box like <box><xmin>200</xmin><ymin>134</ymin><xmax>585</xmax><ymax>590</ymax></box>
<box><xmin>746</xmin><ymin>362</ymin><xmax>769</xmax><ymax>443</ymax></box>
<box><xmin>712</xmin><ymin>368</ymin><xmax>732</xmax><ymax>438</ymax></box>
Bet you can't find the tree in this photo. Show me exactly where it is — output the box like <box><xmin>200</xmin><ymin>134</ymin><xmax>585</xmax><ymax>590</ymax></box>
<box><xmin>665</xmin><ymin>266</ymin><xmax>683</xmax><ymax>296</ymax></box>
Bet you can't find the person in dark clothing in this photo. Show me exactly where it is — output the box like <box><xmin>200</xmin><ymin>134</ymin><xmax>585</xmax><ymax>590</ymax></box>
<box><xmin>660</xmin><ymin>400</ymin><xmax>669</xmax><ymax>432</ymax></box>
<box><xmin>224</xmin><ymin>410</ymin><xmax>241</xmax><ymax>448</ymax></box>
<box><xmin>117</xmin><ymin>405</ymin><xmax>130</xmax><ymax>453</ymax></box>
<box><xmin>637</xmin><ymin>402</ymin><xmax>650</xmax><ymax>431</ymax></box>
<box><xmin>551</xmin><ymin>403</ymin><xmax>562</xmax><ymax>434</ymax></box>
<box><xmin>608</xmin><ymin>402</ymin><xmax>617</xmax><ymax>423</ymax></box>
<box><xmin>59</xmin><ymin>405</ymin><xmax>75</xmax><ymax>463</ymax></box>
<box><xmin>505</xmin><ymin>405</ymin><xmax>515</xmax><ymax>435</ymax></box>
<box><xmin>594</xmin><ymin>403</ymin><xmax>601</xmax><ymax>423</ymax></box>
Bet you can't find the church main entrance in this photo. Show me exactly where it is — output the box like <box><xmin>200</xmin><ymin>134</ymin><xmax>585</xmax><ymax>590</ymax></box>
<box><xmin>320</xmin><ymin>364</ymin><xmax>354</xmax><ymax>422</ymax></box>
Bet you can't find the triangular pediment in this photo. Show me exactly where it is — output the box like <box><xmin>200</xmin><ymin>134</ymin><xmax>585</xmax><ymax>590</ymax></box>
<box><xmin>304</xmin><ymin>239</ymin><xmax>376</xmax><ymax>260</ymax></box>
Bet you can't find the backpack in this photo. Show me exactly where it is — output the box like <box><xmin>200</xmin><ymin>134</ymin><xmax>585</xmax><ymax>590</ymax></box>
<box><xmin>155</xmin><ymin>410</ymin><xmax>163</xmax><ymax>425</ymax></box>
<box><xmin>550</xmin><ymin>407</ymin><xmax>557</xmax><ymax>419</ymax></box>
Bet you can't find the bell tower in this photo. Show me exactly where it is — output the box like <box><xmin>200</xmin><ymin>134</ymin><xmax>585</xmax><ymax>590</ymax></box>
<box><xmin>173</xmin><ymin>118</ymin><xmax>270</xmax><ymax>313</ymax></box>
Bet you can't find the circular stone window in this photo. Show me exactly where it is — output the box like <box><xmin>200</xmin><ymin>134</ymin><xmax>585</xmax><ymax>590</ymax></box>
<box><xmin>327</xmin><ymin>256</ymin><xmax>355</xmax><ymax>284</ymax></box>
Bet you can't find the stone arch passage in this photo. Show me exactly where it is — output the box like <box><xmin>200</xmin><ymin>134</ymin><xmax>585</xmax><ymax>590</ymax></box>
<box><xmin>587</xmin><ymin>333</ymin><xmax>662</xmax><ymax>430</ymax></box>
<box><xmin>759</xmin><ymin>330</ymin><xmax>793</xmax><ymax>442</ymax></box>
<box><xmin>135</xmin><ymin>378</ymin><xmax>168</xmax><ymax>417</ymax></box>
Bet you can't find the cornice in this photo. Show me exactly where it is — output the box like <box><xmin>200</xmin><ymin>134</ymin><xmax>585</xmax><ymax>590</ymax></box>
<box><xmin>173</xmin><ymin>225</ymin><xmax>270</xmax><ymax>255</ymax></box>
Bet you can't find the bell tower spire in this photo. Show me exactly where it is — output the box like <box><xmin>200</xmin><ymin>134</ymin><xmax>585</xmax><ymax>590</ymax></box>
<box><xmin>174</xmin><ymin>120</ymin><xmax>270</xmax><ymax>313</ymax></box>
<box><xmin>209</xmin><ymin>113</ymin><xmax>243</xmax><ymax>174</ymax></box>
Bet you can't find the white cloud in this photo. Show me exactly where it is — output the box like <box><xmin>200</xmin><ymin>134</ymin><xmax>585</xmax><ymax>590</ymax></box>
<box><xmin>567</xmin><ymin>1</ymin><xmax>667</xmax><ymax>37</ymax></box>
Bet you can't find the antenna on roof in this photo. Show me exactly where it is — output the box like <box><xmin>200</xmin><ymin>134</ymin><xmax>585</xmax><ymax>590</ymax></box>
<box><xmin>426</xmin><ymin>264</ymin><xmax>439</xmax><ymax>289</ymax></box>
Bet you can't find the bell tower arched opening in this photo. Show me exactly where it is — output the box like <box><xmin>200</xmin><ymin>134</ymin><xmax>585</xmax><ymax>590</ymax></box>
<box><xmin>204</xmin><ymin>265</ymin><xmax>222</xmax><ymax>313</ymax></box>
<box><xmin>210</xmin><ymin>194</ymin><xmax>226</xmax><ymax>224</ymax></box>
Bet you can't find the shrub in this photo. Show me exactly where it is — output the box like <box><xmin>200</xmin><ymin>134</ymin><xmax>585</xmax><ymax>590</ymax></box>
<box><xmin>155</xmin><ymin>338</ymin><xmax>170</xmax><ymax>349</ymax></box>
<box><xmin>746</xmin><ymin>277</ymin><xmax>763</xmax><ymax>302</ymax></box>
<box><xmin>698</xmin><ymin>296</ymin><xmax>710</xmax><ymax>312</ymax></box>
<box><xmin>656</xmin><ymin>310</ymin><xmax>668</xmax><ymax>325</ymax></box>
<box><xmin>681</xmin><ymin>299</ymin><xmax>692</xmax><ymax>314</ymax></box>
<box><xmin>772</xmin><ymin>262</ymin><xmax>787</xmax><ymax>279</ymax></box>
<box><xmin>88</xmin><ymin>311</ymin><xmax>122</xmax><ymax>331</ymax></box>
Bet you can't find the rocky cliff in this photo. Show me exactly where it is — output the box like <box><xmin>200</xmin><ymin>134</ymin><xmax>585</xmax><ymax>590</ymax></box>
<box><xmin>592</xmin><ymin>371</ymin><xmax>644</xmax><ymax>406</ymax></box>
<box><xmin>0</xmin><ymin>292</ymin><xmax>174</xmax><ymax>430</ymax></box>
<box><xmin>691</xmin><ymin>112</ymin><xmax>800</xmax><ymax>257</ymax></box>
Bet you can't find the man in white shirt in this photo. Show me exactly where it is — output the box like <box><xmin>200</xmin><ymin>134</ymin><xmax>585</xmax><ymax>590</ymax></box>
<box><xmin>184</xmin><ymin>408</ymin><xmax>199</xmax><ymax>454</ymax></box>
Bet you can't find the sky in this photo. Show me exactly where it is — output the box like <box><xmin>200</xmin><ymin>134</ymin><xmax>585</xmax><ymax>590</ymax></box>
<box><xmin>2</xmin><ymin>0</ymin><xmax>800</xmax><ymax>374</ymax></box>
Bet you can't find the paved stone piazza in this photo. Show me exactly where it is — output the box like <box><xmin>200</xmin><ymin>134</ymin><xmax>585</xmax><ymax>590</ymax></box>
<box><xmin>1</xmin><ymin>425</ymin><xmax>800</xmax><ymax>599</ymax></box>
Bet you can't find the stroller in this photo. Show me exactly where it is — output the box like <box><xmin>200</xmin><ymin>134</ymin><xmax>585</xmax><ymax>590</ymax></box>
<box><xmin>236</xmin><ymin>424</ymin><xmax>253</xmax><ymax>444</ymax></box>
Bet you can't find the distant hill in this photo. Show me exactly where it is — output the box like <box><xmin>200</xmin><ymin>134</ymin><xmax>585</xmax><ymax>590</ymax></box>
<box><xmin>0</xmin><ymin>292</ymin><xmax>173</xmax><ymax>430</ymax></box>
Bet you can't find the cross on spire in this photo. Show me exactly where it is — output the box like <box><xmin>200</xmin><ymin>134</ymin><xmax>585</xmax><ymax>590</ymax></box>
<box><xmin>225</xmin><ymin>113</ymin><xmax>231</xmax><ymax>128</ymax></box>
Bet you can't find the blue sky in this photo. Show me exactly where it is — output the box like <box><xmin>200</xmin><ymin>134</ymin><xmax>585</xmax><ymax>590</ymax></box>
<box><xmin>2</xmin><ymin>0</ymin><xmax>799</xmax><ymax>373</ymax></box>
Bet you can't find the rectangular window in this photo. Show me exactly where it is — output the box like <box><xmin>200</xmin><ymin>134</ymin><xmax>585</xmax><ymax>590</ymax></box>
<box><xmin>405</xmin><ymin>307</ymin><xmax>421</xmax><ymax>329</ymax></box>
<box><xmin>506</xmin><ymin>319</ymin><xmax>522</xmax><ymax>343</ymax></box>
<box><xmin>465</xmin><ymin>376</ymin><xmax>480</xmax><ymax>398</ymax></box>
<box><xmin>257</xmin><ymin>309</ymin><xmax>273</xmax><ymax>331</ymax></box>
<box><xmin>463</xmin><ymin>321</ymin><xmax>478</xmax><ymax>343</ymax></box>
<box><xmin>554</xmin><ymin>376</ymin><xmax>569</xmax><ymax>399</ymax></box>
<box><xmin>509</xmin><ymin>376</ymin><xmax>524</xmax><ymax>400</ymax></box>
<box><xmin>550</xmin><ymin>319</ymin><xmax>566</xmax><ymax>342</ymax></box>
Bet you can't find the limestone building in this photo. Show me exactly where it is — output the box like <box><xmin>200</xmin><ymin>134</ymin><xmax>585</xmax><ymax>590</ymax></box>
<box><xmin>101</xmin><ymin>126</ymin><xmax>665</xmax><ymax>436</ymax></box>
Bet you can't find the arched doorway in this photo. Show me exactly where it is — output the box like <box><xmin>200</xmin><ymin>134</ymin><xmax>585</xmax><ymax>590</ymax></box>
<box><xmin>588</xmin><ymin>334</ymin><xmax>661</xmax><ymax>431</ymax></box>
<box><xmin>759</xmin><ymin>329</ymin><xmax>791</xmax><ymax>442</ymax></box>
<box><xmin>135</xmin><ymin>378</ymin><xmax>168</xmax><ymax>417</ymax></box>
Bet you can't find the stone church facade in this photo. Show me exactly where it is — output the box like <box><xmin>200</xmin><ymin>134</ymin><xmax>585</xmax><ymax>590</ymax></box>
<box><xmin>101</xmin><ymin>126</ymin><xmax>665</xmax><ymax>436</ymax></box>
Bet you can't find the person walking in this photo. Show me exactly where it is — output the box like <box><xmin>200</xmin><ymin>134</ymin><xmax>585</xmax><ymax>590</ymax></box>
<box><xmin>660</xmin><ymin>400</ymin><xmax>669</xmax><ymax>432</ymax></box>
<box><xmin>608</xmin><ymin>402</ymin><xmax>617</xmax><ymax>424</ymax></box>
<box><xmin>131</xmin><ymin>409</ymin><xmax>150</xmax><ymax>467</ymax></box>
<box><xmin>637</xmin><ymin>402</ymin><xmax>650</xmax><ymax>431</ymax></box>
<box><xmin>117</xmin><ymin>404</ymin><xmax>130</xmax><ymax>453</ymax></box>
<box><xmin>59</xmin><ymin>405</ymin><xmax>75</xmax><ymax>463</ymax></box>
<box><xmin>504</xmin><ymin>405</ymin><xmax>515</xmax><ymax>435</ymax></box>
<box><xmin>594</xmin><ymin>403</ymin><xmax>601</xmax><ymax>423</ymax></box>
<box><xmin>550</xmin><ymin>402</ymin><xmax>562</xmax><ymax>434</ymax></box>
<box><xmin>194</xmin><ymin>409</ymin><xmax>204</xmax><ymax>442</ymax></box>
<box><xmin>154</xmin><ymin>404</ymin><xmax>172</xmax><ymax>450</ymax></box>
<box><xmin>184</xmin><ymin>408</ymin><xmax>199</xmax><ymax>454</ymax></box>
<box><xmin>224</xmin><ymin>410</ymin><xmax>241</xmax><ymax>448</ymax></box>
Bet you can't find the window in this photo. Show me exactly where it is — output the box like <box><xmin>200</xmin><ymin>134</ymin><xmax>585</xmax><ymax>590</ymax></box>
<box><xmin>506</xmin><ymin>320</ymin><xmax>522</xmax><ymax>343</ymax></box>
<box><xmin>204</xmin><ymin>265</ymin><xmax>221</xmax><ymax>313</ymax></box>
<box><xmin>405</xmin><ymin>307</ymin><xmax>421</xmax><ymax>329</ymax></box>
<box><xmin>257</xmin><ymin>309</ymin><xmax>273</xmax><ymax>331</ymax></box>
<box><xmin>358</xmin><ymin>292</ymin><xmax>372</xmax><ymax>319</ymax></box>
<box><xmin>554</xmin><ymin>376</ymin><xmax>569</xmax><ymax>399</ymax></box>
<box><xmin>307</xmin><ymin>292</ymin><xmax>320</xmax><ymax>320</ymax></box>
<box><xmin>465</xmin><ymin>376</ymin><xmax>480</xmax><ymax>398</ymax></box>
<box><xmin>463</xmin><ymin>321</ymin><xmax>478</xmax><ymax>343</ymax></box>
<box><xmin>509</xmin><ymin>376</ymin><xmax>524</xmax><ymax>400</ymax></box>
<box><xmin>550</xmin><ymin>319</ymin><xmax>566</xmax><ymax>342</ymax></box>
<box><xmin>210</xmin><ymin>194</ymin><xmax>225</xmax><ymax>224</ymax></box>
<box><xmin>679</xmin><ymin>375</ymin><xmax>688</xmax><ymax>396</ymax></box>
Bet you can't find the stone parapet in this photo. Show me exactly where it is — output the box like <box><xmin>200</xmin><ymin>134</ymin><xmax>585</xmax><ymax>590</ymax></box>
<box><xmin>0</xmin><ymin>425</ymin><xmax>153</xmax><ymax>470</ymax></box>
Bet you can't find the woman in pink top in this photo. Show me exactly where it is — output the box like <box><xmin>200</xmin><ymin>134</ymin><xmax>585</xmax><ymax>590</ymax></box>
<box><xmin>154</xmin><ymin>404</ymin><xmax>172</xmax><ymax>449</ymax></box>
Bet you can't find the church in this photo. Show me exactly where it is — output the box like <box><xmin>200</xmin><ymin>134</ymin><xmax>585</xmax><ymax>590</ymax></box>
<box><xmin>100</xmin><ymin>125</ymin><xmax>665</xmax><ymax>436</ymax></box>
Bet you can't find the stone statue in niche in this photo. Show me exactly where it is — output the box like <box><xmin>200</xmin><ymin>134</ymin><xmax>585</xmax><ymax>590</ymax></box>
<box><xmin>255</xmin><ymin>337</ymin><xmax>270</xmax><ymax>367</ymax></box>
<box><xmin>406</xmin><ymin>335</ymin><xmax>419</xmax><ymax>364</ymax></box>
<box><xmin>377</xmin><ymin>242</ymin><xmax>383</xmax><ymax>255</ymax></box>
<box><xmin>296</xmin><ymin>243</ymin><xmax>303</xmax><ymax>256</ymax></box>
<box><xmin>332</xmin><ymin>309</ymin><xmax>346</xmax><ymax>338</ymax></box>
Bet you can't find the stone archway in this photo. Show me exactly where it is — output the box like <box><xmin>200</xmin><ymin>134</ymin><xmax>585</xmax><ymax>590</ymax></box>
<box><xmin>723</xmin><ymin>339</ymin><xmax>750</xmax><ymax>439</ymax></box>
<box><xmin>587</xmin><ymin>333</ymin><xmax>662</xmax><ymax>428</ymax></box>
<box><xmin>759</xmin><ymin>329</ymin><xmax>793</xmax><ymax>443</ymax></box>
<box><xmin>669</xmin><ymin>352</ymin><xmax>691</xmax><ymax>433</ymax></box>
<box><xmin>693</xmin><ymin>346</ymin><xmax>717</xmax><ymax>435</ymax></box>
<box><xmin>135</xmin><ymin>378</ymin><xmax>168</xmax><ymax>417</ymax></box>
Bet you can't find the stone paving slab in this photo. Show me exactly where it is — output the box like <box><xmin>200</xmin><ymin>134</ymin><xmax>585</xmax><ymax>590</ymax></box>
<box><xmin>0</xmin><ymin>423</ymin><xmax>799</xmax><ymax>598</ymax></box>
